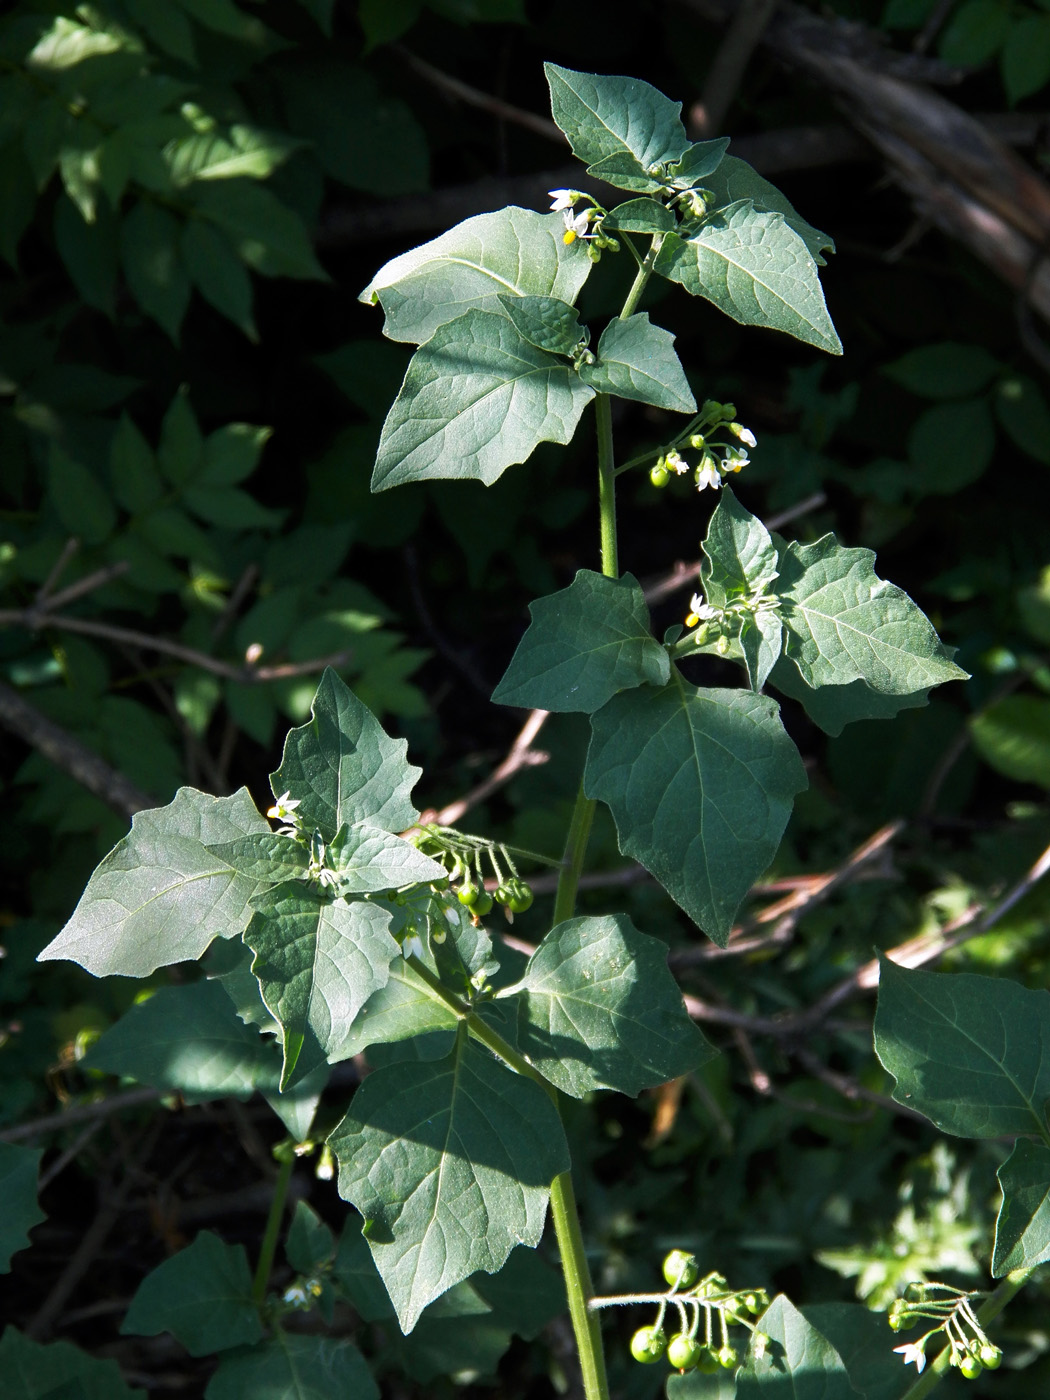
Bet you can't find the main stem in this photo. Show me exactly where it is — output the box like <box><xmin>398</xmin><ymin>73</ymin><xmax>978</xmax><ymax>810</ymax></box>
<box><xmin>253</xmin><ymin>1149</ymin><xmax>295</xmax><ymax>1306</ymax></box>
<box><xmin>544</xmin><ymin>237</ymin><xmax>665</xmax><ymax>1400</ymax></box>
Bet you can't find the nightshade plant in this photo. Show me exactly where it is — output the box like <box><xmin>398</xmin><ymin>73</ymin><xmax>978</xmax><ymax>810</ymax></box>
<box><xmin>21</xmin><ymin>62</ymin><xmax>1049</xmax><ymax>1400</ymax></box>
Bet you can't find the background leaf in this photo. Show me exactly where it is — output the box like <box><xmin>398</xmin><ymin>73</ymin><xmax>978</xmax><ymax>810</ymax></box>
<box><xmin>0</xmin><ymin>1144</ymin><xmax>44</xmax><ymax>1272</ymax></box>
<box><xmin>971</xmin><ymin>695</ymin><xmax>1050</xmax><ymax>788</ymax></box>
<box><xmin>121</xmin><ymin>1231</ymin><xmax>263</xmax><ymax>1355</ymax></box>
<box><xmin>993</xmin><ymin>1138</ymin><xmax>1050</xmax><ymax>1275</ymax></box>
<box><xmin>205</xmin><ymin>1334</ymin><xmax>378</xmax><ymax>1400</ymax></box>
<box><xmin>0</xmin><ymin>1327</ymin><xmax>143</xmax><ymax>1399</ymax></box>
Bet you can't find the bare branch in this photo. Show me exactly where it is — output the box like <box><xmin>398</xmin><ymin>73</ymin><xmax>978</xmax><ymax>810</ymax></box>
<box><xmin>423</xmin><ymin>708</ymin><xmax>551</xmax><ymax>827</ymax></box>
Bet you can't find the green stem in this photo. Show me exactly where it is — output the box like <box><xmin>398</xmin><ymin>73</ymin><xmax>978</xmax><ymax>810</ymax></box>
<box><xmin>550</xmin><ymin>1169</ymin><xmax>610</xmax><ymax>1400</ymax></box>
<box><xmin>596</xmin><ymin>394</ymin><xmax>618</xmax><ymax>580</ymax></box>
<box><xmin>253</xmin><ymin>1149</ymin><xmax>295</xmax><ymax>1306</ymax></box>
<box><xmin>898</xmin><ymin>1269</ymin><xmax>1034</xmax><ymax>1400</ymax></box>
<box><xmin>553</xmin><ymin>781</ymin><xmax>596</xmax><ymax>928</ymax></box>
<box><xmin>619</xmin><ymin>233</ymin><xmax>664</xmax><ymax>322</ymax></box>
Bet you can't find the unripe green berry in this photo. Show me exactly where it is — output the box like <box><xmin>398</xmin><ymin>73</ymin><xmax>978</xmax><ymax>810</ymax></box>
<box><xmin>629</xmin><ymin>1326</ymin><xmax>666</xmax><ymax>1363</ymax></box>
<box><xmin>662</xmin><ymin>1249</ymin><xmax>699</xmax><ymax>1289</ymax></box>
<box><xmin>959</xmin><ymin>1353</ymin><xmax>982</xmax><ymax>1380</ymax></box>
<box><xmin>666</xmin><ymin>1334</ymin><xmax>703</xmax><ymax>1371</ymax></box>
<box><xmin>650</xmin><ymin>463</ymin><xmax>670</xmax><ymax>488</ymax></box>
<box><xmin>698</xmin><ymin>1346</ymin><xmax>720</xmax><ymax>1374</ymax></box>
<box><xmin>471</xmin><ymin>890</ymin><xmax>493</xmax><ymax>917</ymax></box>
<box><xmin>717</xmin><ymin>1345</ymin><xmax>739</xmax><ymax>1369</ymax></box>
<box><xmin>456</xmin><ymin>881</ymin><xmax>479</xmax><ymax>906</ymax></box>
<box><xmin>978</xmin><ymin>1344</ymin><xmax>1002</xmax><ymax>1370</ymax></box>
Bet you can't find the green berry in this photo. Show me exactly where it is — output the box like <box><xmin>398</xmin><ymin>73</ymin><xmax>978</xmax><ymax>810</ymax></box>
<box><xmin>978</xmin><ymin>1344</ymin><xmax>1002</xmax><ymax>1370</ymax></box>
<box><xmin>650</xmin><ymin>463</ymin><xmax>670</xmax><ymax>488</ymax></box>
<box><xmin>959</xmin><ymin>1353</ymin><xmax>982</xmax><ymax>1380</ymax></box>
<box><xmin>506</xmin><ymin>879</ymin><xmax>533</xmax><ymax>914</ymax></box>
<box><xmin>471</xmin><ymin>890</ymin><xmax>493</xmax><ymax>917</ymax></box>
<box><xmin>494</xmin><ymin>884</ymin><xmax>512</xmax><ymax>906</ymax></box>
<box><xmin>629</xmin><ymin>1326</ymin><xmax>666</xmax><ymax>1363</ymax></box>
<box><xmin>456</xmin><ymin>881</ymin><xmax>479</xmax><ymax>906</ymax></box>
<box><xmin>744</xmin><ymin>1293</ymin><xmax>763</xmax><ymax>1315</ymax></box>
<box><xmin>666</xmin><ymin>1335</ymin><xmax>703</xmax><ymax>1371</ymax></box>
<box><xmin>717</xmin><ymin>1345</ymin><xmax>739</xmax><ymax>1370</ymax></box>
<box><xmin>662</xmin><ymin>1249</ymin><xmax>699</xmax><ymax>1289</ymax></box>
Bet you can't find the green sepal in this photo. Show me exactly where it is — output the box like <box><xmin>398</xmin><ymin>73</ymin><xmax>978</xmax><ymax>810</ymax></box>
<box><xmin>578</xmin><ymin>314</ymin><xmax>696</xmax><ymax>413</ymax></box>
<box><xmin>492</xmin><ymin>569</ymin><xmax>670</xmax><ymax>712</ymax></box>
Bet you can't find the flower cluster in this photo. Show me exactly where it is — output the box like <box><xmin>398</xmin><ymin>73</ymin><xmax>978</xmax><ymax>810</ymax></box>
<box><xmin>649</xmin><ymin>402</ymin><xmax>757</xmax><ymax>494</ymax></box>
<box><xmin>888</xmin><ymin>1284</ymin><xmax>1002</xmax><ymax>1381</ymax></box>
<box><xmin>549</xmin><ymin>190</ymin><xmax>619</xmax><ymax>261</ymax></box>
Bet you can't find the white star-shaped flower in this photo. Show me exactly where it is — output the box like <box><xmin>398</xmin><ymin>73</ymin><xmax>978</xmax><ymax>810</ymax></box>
<box><xmin>549</xmin><ymin>188</ymin><xmax>577</xmax><ymax>211</ymax></box>
<box><xmin>729</xmin><ymin>423</ymin><xmax>757</xmax><ymax>447</ymax></box>
<box><xmin>403</xmin><ymin>932</ymin><xmax>424</xmax><ymax>960</ymax></box>
<box><xmin>665</xmin><ymin>449</ymin><xmax>689</xmax><ymax>474</ymax></box>
<box><xmin>689</xmin><ymin>593</ymin><xmax>719</xmax><ymax>622</ymax></box>
<box><xmin>267</xmin><ymin>791</ymin><xmax>301</xmax><ymax>822</ymax></box>
<box><xmin>723</xmin><ymin>448</ymin><xmax>749</xmax><ymax>473</ymax></box>
<box><xmin>894</xmin><ymin>1342</ymin><xmax>926</xmax><ymax>1373</ymax></box>
<box><xmin>696</xmin><ymin>457</ymin><xmax>722</xmax><ymax>492</ymax></box>
<box><xmin>563</xmin><ymin>208</ymin><xmax>591</xmax><ymax>243</ymax></box>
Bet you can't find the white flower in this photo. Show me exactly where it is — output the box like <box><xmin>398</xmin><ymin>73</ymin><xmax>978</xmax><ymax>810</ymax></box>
<box><xmin>665</xmin><ymin>449</ymin><xmax>689</xmax><ymax>475</ymax></box>
<box><xmin>403</xmin><ymin>932</ymin><xmax>424</xmax><ymax>960</ymax></box>
<box><xmin>549</xmin><ymin>189</ymin><xmax>577</xmax><ymax>211</ymax></box>
<box><xmin>722</xmin><ymin>448</ymin><xmax>749</xmax><ymax>473</ymax></box>
<box><xmin>689</xmin><ymin>593</ymin><xmax>719</xmax><ymax>622</ymax></box>
<box><xmin>894</xmin><ymin>1342</ymin><xmax>927</xmax><ymax>1373</ymax></box>
<box><xmin>729</xmin><ymin>423</ymin><xmax>757</xmax><ymax>448</ymax></box>
<box><xmin>696</xmin><ymin>457</ymin><xmax>722</xmax><ymax>492</ymax></box>
<box><xmin>563</xmin><ymin>208</ymin><xmax>591</xmax><ymax>243</ymax></box>
<box><xmin>267</xmin><ymin>790</ymin><xmax>301</xmax><ymax>822</ymax></box>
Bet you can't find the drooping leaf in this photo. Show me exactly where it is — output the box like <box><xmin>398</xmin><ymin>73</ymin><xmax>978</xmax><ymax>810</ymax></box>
<box><xmin>497</xmin><ymin>294</ymin><xmax>585</xmax><ymax>355</ymax></box>
<box><xmin>492</xmin><ymin>569</ymin><xmax>670</xmax><ymax>712</ymax></box>
<box><xmin>371</xmin><ymin>309</ymin><xmax>594</xmax><ymax>490</ymax></box>
<box><xmin>655</xmin><ymin>203</ymin><xmax>841</xmax><ymax>354</ymax></box>
<box><xmin>544</xmin><ymin>63</ymin><xmax>689</xmax><ymax>174</ymax></box>
<box><xmin>329</xmin><ymin>824</ymin><xmax>448</xmax><ymax>892</ymax></box>
<box><xmin>244</xmin><ymin>884</ymin><xmax>401</xmax><ymax>1087</ymax></box>
<box><xmin>271</xmin><ymin>668</ymin><xmax>421</xmax><ymax>841</ymax></box>
<box><xmin>0</xmin><ymin>1144</ymin><xmax>45</xmax><ymax>1272</ymax></box>
<box><xmin>703</xmin><ymin>155</ymin><xmax>835</xmax><ymax>263</ymax></box>
<box><xmin>874</xmin><ymin>958</ymin><xmax>1050</xmax><ymax>1138</ymax></box>
<box><xmin>775</xmin><ymin>535</ymin><xmax>968</xmax><ymax>694</ymax></box>
<box><xmin>993</xmin><ymin>1139</ymin><xmax>1050</xmax><ymax>1276</ymax></box>
<box><xmin>736</xmin><ymin>1295</ymin><xmax>857</xmax><ymax>1399</ymax></box>
<box><xmin>507</xmin><ymin>913</ymin><xmax>715</xmax><ymax>1096</ymax></box>
<box><xmin>971</xmin><ymin>696</ymin><xmax>1050</xmax><ymax>789</ymax></box>
<box><xmin>38</xmin><ymin>787</ymin><xmax>271</xmax><ymax>977</ymax></box>
<box><xmin>205</xmin><ymin>1334</ymin><xmax>378</xmax><ymax>1400</ymax></box>
<box><xmin>121</xmin><ymin>1231</ymin><xmax>263</xmax><ymax>1355</ymax></box>
<box><xmin>0</xmin><ymin>1327</ymin><xmax>143</xmax><ymax>1400</ymax></box>
<box><xmin>360</xmin><ymin>207</ymin><xmax>591</xmax><ymax>344</ymax></box>
<box><xmin>585</xmin><ymin>676</ymin><xmax>807</xmax><ymax>945</ymax></box>
<box><xmin>329</xmin><ymin>1035</ymin><xmax>570</xmax><ymax>1331</ymax></box>
<box><xmin>336</xmin><ymin>957</ymin><xmax>459</xmax><ymax>1058</ymax></box>
<box><xmin>768</xmin><ymin>656</ymin><xmax>931</xmax><ymax>736</ymax></box>
<box><xmin>84</xmin><ymin>979</ymin><xmax>288</xmax><ymax>1103</ymax></box>
<box><xmin>578</xmin><ymin>314</ymin><xmax>696</xmax><ymax>413</ymax></box>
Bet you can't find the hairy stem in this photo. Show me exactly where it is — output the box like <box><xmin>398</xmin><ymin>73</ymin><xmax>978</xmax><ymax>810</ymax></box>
<box><xmin>898</xmin><ymin>1269</ymin><xmax>1034</xmax><ymax>1400</ymax></box>
<box><xmin>253</xmin><ymin>1149</ymin><xmax>295</xmax><ymax>1306</ymax></box>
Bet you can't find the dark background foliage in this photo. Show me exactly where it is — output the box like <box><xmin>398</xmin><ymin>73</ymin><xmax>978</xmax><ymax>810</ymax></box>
<box><xmin>3</xmin><ymin>0</ymin><xmax>1050</xmax><ymax>1394</ymax></box>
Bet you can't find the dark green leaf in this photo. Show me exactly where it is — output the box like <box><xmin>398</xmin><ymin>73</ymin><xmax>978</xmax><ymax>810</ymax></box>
<box><xmin>907</xmin><ymin>398</ymin><xmax>994</xmax><ymax>493</ymax></box>
<box><xmin>123</xmin><ymin>0</ymin><xmax>196</xmax><ymax>63</ymax></box>
<box><xmin>874</xmin><ymin>958</ymin><xmax>1050</xmax><ymax>1138</ymax></box>
<box><xmin>0</xmin><ymin>141</ymin><xmax>35</xmax><ymax>266</ymax></box>
<box><xmin>335</xmin><ymin>957</ymin><xmax>458</xmax><ymax>1058</ymax></box>
<box><xmin>157</xmin><ymin>388</ymin><xmax>203</xmax><ymax>485</ymax></box>
<box><xmin>993</xmin><ymin>1138</ymin><xmax>1050</xmax><ymax>1275</ymax></box>
<box><xmin>190</xmin><ymin>180</ymin><xmax>326</xmax><ymax>281</ymax></box>
<box><xmin>585</xmin><ymin>676</ymin><xmax>807</xmax><ymax>945</ymax></box>
<box><xmin>995</xmin><ymin>374</ymin><xmax>1050</xmax><ymax>463</ymax></box>
<box><xmin>971</xmin><ymin>695</ymin><xmax>1050</xmax><ymax>788</ymax></box>
<box><xmin>201</xmin><ymin>423</ymin><xmax>271</xmax><ymax>485</ymax></box>
<box><xmin>509</xmin><ymin>913</ymin><xmax>714</xmax><ymax>1096</ymax></box>
<box><xmin>736</xmin><ymin>1295</ymin><xmax>857</xmax><ymax>1399</ymax></box>
<box><xmin>184</xmin><ymin>483</ymin><xmax>284</xmax><ymax>529</ymax></box>
<box><xmin>492</xmin><ymin>569</ymin><xmax>670</xmax><ymax>712</ymax></box>
<box><xmin>48</xmin><ymin>445</ymin><xmax>116</xmax><ymax>544</ymax></box>
<box><xmin>84</xmin><ymin>980</ymin><xmax>284</xmax><ymax>1102</ymax></box>
<box><xmin>54</xmin><ymin>192</ymin><xmax>118</xmax><ymax>314</ymax></box>
<box><xmin>776</xmin><ymin>534</ymin><xmax>967</xmax><ymax>693</ymax></box>
<box><xmin>801</xmin><ymin>1303</ymin><xmax>901</xmax><ymax>1400</ymax></box>
<box><xmin>110</xmin><ymin>413</ymin><xmax>163</xmax><ymax>514</ymax></box>
<box><xmin>371</xmin><ymin>309</ymin><xmax>594</xmax><ymax>490</ymax></box>
<box><xmin>181</xmin><ymin>219</ymin><xmax>257</xmax><ymax>339</ymax></box>
<box><xmin>655</xmin><ymin>204</ymin><xmax>841</xmax><ymax>354</ymax></box>
<box><xmin>329</xmin><ymin>1035</ymin><xmax>570</xmax><ymax>1331</ymax></box>
<box><xmin>939</xmin><ymin>0</ymin><xmax>1008</xmax><ymax>65</ymax></box>
<box><xmin>244</xmin><ymin>883</ymin><xmax>401</xmax><ymax>1086</ymax></box>
<box><xmin>38</xmin><ymin>787</ymin><xmax>271</xmax><ymax>977</ymax></box>
<box><xmin>361</xmin><ymin>207</ymin><xmax>591</xmax><ymax>344</ymax></box>
<box><xmin>883</xmin><ymin>341</ymin><xmax>1001</xmax><ymax>399</ymax></box>
<box><xmin>0</xmin><ymin>1144</ymin><xmax>44</xmax><ymax>1272</ymax></box>
<box><xmin>205</xmin><ymin>1334</ymin><xmax>378</xmax><ymax>1400</ymax></box>
<box><xmin>120</xmin><ymin>201</ymin><xmax>189</xmax><ymax>341</ymax></box>
<box><xmin>544</xmin><ymin>63</ymin><xmax>689</xmax><ymax>172</ymax></box>
<box><xmin>286</xmin><ymin>1200</ymin><xmax>335</xmax><ymax>1273</ymax></box>
<box><xmin>768</xmin><ymin>656</ymin><xmax>930</xmax><ymax>736</ymax></box>
<box><xmin>578</xmin><ymin>313</ymin><xmax>696</xmax><ymax>413</ymax></box>
<box><xmin>0</xmin><ymin>1327</ymin><xmax>142</xmax><ymax>1400</ymax></box>
<box><xmin>121</xmin><ymin>1231</ymin><xmax>262</xmax><ymax>1355</ymax></box>
<box><xmin>497</xmin><ymin>294</ymin><xmax>585</xmax><ymax>355</ymax></box>
<box><xmin>271</xmin><ymin>669</ymin><xmax>421</xmax><ymax>839</ymax></box>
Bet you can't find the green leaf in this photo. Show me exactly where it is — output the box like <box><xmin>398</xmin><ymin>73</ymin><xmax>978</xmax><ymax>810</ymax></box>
<box><xmin>701</xmin><ymin>487</ymin><xmax>778</xmax><ymax>608</ymax></box>
<box><xmin>201</xmin><ymin>423</ymin><xmax>272</xmax><ymax>484</ymax></box>
<box><xmin>497</xmin><ymin>293</ymin><xmax>585</xmax><ymax>355</ymax></box>
<box><xmin>508</xmin><ymin>913</ymin><xmax>714</xmax><ymax>1096</ymax></box>
<box><xmin>287</xmin><ymin>1200</ymin><xmax>335</xmax><ymax>1273</ymax></box>
<box><xmin>166</xmin><ymin>125</ymin><xmax>301</xmax><ymax>186</ymax></box>
<box><xmin>371</xmin><ymin>309</ymin><xmax>594</xmax><ymax>491</ymax></box>
<box><xmin>183</xmin><ymin>483</ymin><xmax>283</xmax><ymax>529</ymax></box>
<box><xmin>775</xmin><ymin>534</ymin><xmax>967</xmax><ymax>694</ymax></box>
<box><xmin>245</xmin><ymin>883</ymin><xmax>401</xmax><ymax>1087</ymax></box>
<box><xmin>993</xmin><ymin>1139</ymin><xmax>1050</xmax><ymax>1275</ymax></box>
<box><xmin>206</xmin><ymin>832</ymin><xmax>309</xmax><ymax>881</ymax></box>
<box><xmin>110</xmin><ymin>413</ymin><xmax>162</xmax><ymax>513</ymax></box>
<box><xmin>54</xmin><ymin>193</ymin><xmax>118</xmax><ymax>314</ymax></box>
<box><xmin>601</xmin><ymin>198</ymin><xmax>677</xmax><ymax>235</ymax></box>
<box><xmin>335</xmin><ymin>957</ymin><xmax>459</xmax><ymax>1058</ymax></box>
<box><xmin>939</xmin><ymin>0</ymin><xmax>1008</xmax><ymax>66</ymax></box>
<box><xmin>768</xmin><ymin>656</ymin><xmax>930</xmax><ymax>736</ymax></box>
<box><xmin>124</xmin><ymin>0</ymin><xmax>197</xmax><ymax>64</ymax></box>
<box><xmin>670</xmin><ymin>138</ymin><xmax>732</xmax><ymax>185</ymax></box>
<box><xmin>907</xmin><ymin>398</ymin><xmax>995</xmax><ymax>493</ymax></box>
<box><xmin>156</xmin><ymin>387</ymin><xmax>203</xmax><ymax>484</ymax></box>
<box><xmin>360</xmin><ymin>207</ymin><xmax>591</xmax><ymax>344</ymax></box>
<box><xmin>583</xmin><ymin>150</ymin><xmax>666</xmax><ymax>194</ymax></box>
<box><xmin>271</xmin><ymin>669</ymin><xmax>421</xmax><ymax>840</ymax></box>
<box><xmin>121</xmin><ymin>1231</ymin><xmax>263</xmax><ymax>1355</ymax></box>
<box><xmin>703</xmin><ymin>155</ymin><xmax>835</xmax><ymax>264</ymax></box>
<box><xmin>995</xmin><ymin>374</ymin><xmax>1050</xmax><ymax>463</ymax></box>
<box><xmin>544</xmin><ymin>63</ymin><xmax>688</xmax><ymax>173</ymax></box>
<box><xmin>38</xmin><ymin>787</ymin><xmax>271</xmax><ymax>977</ymax></box>
<box><xmin>883</xmin><ymin>341</ymin><xmax>1001</xmax><ymax>398</ymax></box>
<box><xmin>874</xmin><ymin>958</ymin><xmax>1050</xmax><ymax>1138</ymax></box>
<box><xmin>329</xmin><ymin>1035</ymin><xmax>570</xmax><ymax>1331</ymax></box>
<box><xmin>971</xmin><ymin>695</ymin><xmax>1050</xmax><ymax>788</ymax></box>
<box><xmin>0</xmin><ymin>1144</ymin><xmax>44</xmax><ymax>1272</ymax></box>
<box><xmin>492</xmin><ymin>569</ymin><xmax>670</xmax><ymax>712</ymax></box>
<box><xmin>0</xmin><ymin>1327</ymin><xmax>142</xmax><ymax>1400</ymax></box>
<box><xmin>329</xmin><ymin>824</ymin><xmax>447</xmax><ymax>892</ymax></box>
<box><xmin>801</xmin><ymin>1303</ymin><xmax>905</xmax><ymax>1400</ymax></box>
<box><xmin>656</xmin><ymin>204</ymin><xmax>841</xmax><ymax>354</ymax></box>
<box><xmin>585</xmin><ymin>676</ymin><xmax>807</xmax><ymax>945</ymax></box>
<box><xmin>48</xmin><ymin>445</ymin><xmax>116</xmax><ymax>544</ymax></box>
<box><xmin>578</xmin><ymin>313</ymin><xmax>696</xmax><ymax>413</ymax></box>
<box><xmin>0</xmin><ymin>140</ymin><xmax>36</xmax><ymax>266</ymax></box>
<box><xmin>84</xmin><ymin>980</ymin><xmax>284</xmax><ymax>1103</ymax></box>
<box><xmin>181</xmin><ymin>219</ymin><xmax>257</xmax><ymax>339</ymax></box>
<box><xmin>120</xmin><ymin>200</ymin><xmax>190</xmax><ymax>342</ymax></box>
<box><xmin>190</xmin><ymin>180</ymin><xmax>326</xmax><ymax>281</ymax></box>
<box><xmin>736</xmin><ymin>1295</ymin><xmax>857</xmax><ymax>1399</ymax></box>
<box><xmin>205</xmin><ymin>1334</ymin><xmax>378</xmax><ymax>1400</ymax></box>
<box><xmin>358</xmin><ymin>0</ymin><xmax>422</xmax><ymax>46</ymax></box>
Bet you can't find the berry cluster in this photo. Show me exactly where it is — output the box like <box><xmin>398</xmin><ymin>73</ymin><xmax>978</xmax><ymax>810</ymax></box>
<box><xmin>888</xmin><ymin>1283</ymin><xmax>1002</xmax><ymax>1379</ymax></box>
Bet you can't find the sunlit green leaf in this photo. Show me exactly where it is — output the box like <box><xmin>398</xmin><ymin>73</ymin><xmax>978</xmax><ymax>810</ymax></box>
<box><xmin>166</xmin><ymin>125</ymin><xmax>301</xmax><ymax>186</ymax></box>
<box><xmin>736</xmin><ymin>1295</ymin><xmax>855</xmax><ymax>1399</ymax></box>
<box><xmin>544</xmin><ymin>63</ymin><xmax>689</xmax><ymax>174</ymax></box>
<box><xmin>497</xmin><ymin>294</ymin><xmax>585</xmax><ymax>355</ymax></box>
<box><xmin>993</xmin><ymin>1139</ymin><xmax>1050</xmax><ymax>1275</ymax></box>
<box><xmin>578</xmin><ymin>314</ymin><xmax>696</xmax><ymax>413</ymax></box>
<box><xmin>702</xmin><ymin>155</ymin><xmax>835</xmax><ymax>264</ymax></box>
